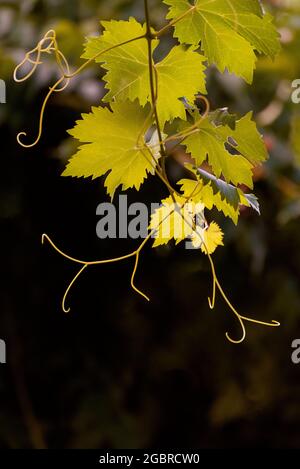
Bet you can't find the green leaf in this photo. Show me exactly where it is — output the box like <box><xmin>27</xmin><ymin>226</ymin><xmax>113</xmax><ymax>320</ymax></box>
<box><xmin>83</xmin><ymin>18</ymin><xmax>207</xmax><ymax>125</ymax></box>
<box><xmin>218</xmin><ymin>112</ymin><xmax>268</xmax><ymax>165</ymax></box>
<box><xmin>179</xmin><ymin>112</ymin><xmax>268</xmax><ymax>188</ymax></box>
<box><xmin>83</xmin><ymin>19</ymin><xmax>154</xmax><ymax>105</ymax></box>
<box><xmin>164</xmin><ymin>0</ymin><xmax>280</xmax><ymax>83</ymax></box>
<box><xmin>62</xmin><ymin>101</ymin><xmax>156</xmax><ymax>198</ymax></box>
<box><xmin>180</xmin><ymin>111</ymin><xmax>268</xmax><ymax>188</ymax></box>
<box><xmin>155</xmin><ymin>44</ymin><xmax>207</xmax><ymax>125</ymax></box>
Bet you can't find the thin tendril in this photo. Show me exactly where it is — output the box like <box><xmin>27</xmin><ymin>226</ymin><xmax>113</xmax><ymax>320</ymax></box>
<box><xmin>14</xmin><ymin>32</ymin><xmax>146</xmax><ymax>147</ymax></box>
<box><xmin>42</xmin><ymin>230</ymin><xmax>154</xmax><ymax>311</ymax></box>
<box><xmin>14</xmin><ymin>29</ymin><xmax>57</xmax><ymax>82</ymax></box>
<box><xmin>42</xmin><ymin>233</ymin><xmax>137</xmax><ymax>266</ymax></box>
<box><xmin>17</xmin><ymin>76</ymin><xmax>65</xmax><ymax>148</ymax></box>
<box><xmin>62</xmin><ymin>264</ymin><xmax>88</xmax><ymax>314</ymax></box>
<box><xmin>41</xmin><ymin>195</ymin><xmax>191</xmax><ymax>311</ymax></box>
<box><xmin>131</xmin><ymin>252</ymin><xmax>150</xmax><ymax>302</ymax></box>
<box><xmin>204</xmin><ymin>238</ymin><xmax>279</xmax><ymax>343</ymax></box>
<box><xmin>208</xmin><ymin>272</ymin><xmax>216</xmax><ymax>310</ymax></box>
<box><xmin>171</xmin><ymin>191</ymin><xmax>280</xmax><ymax>344</ymax></box>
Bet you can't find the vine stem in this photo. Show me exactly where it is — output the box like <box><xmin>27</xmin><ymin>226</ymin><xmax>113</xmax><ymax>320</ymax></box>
<box><xmin>144</xmin><ymin>0</ymin><xmax>169</xmax><ymax>185</ymax></box>
<box><xmin>135</xmin><ymin>0</ymin><xmax>280</xmax><ymax>343</ymax></box>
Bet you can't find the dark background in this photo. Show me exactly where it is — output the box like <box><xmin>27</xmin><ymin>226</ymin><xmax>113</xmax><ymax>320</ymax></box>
<box><xmin>0</xmin><ymin>0</ymin><xmax>300</xmax><ymax>449</ymax></box>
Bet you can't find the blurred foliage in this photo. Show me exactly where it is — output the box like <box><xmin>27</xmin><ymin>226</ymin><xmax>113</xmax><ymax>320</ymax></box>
<box><xmin>1</xmin><ymin>0</ymin><xmax>300</xmax><ymax>449</ymax></box>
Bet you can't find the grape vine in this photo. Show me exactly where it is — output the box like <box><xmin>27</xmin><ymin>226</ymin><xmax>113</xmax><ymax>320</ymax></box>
<box><xmin>14</xmin><ymin>0</ymin><xmax>281</xmax><ymax>343</ymax></box>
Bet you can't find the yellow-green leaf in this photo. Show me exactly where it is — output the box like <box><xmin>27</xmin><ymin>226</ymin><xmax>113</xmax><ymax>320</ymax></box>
<box><xmin>149</xmin><ymin>194</ymin><xmax>203</xmax><ymax>247</ymax></box>
<box><xmin>62</xmin><ymin>101</ymin><xmax>156</xmax><ymax>198</ymax></box>
<box><xmin>83</xmin><ymin>18</ymin><xmax>153</xmax><ymax>105</ymax></box>
<box><xmin>180</xmin><ymin>112</ymin><xmax>268</xmax><ymax>188</ymax></box>
<box><xmin>191</xmin><ymin>221</ymin><xmax>224</xmax><ymax>254</ymax></box>
<box><xmin>83</xmin><ymin>18</ymin><xmax>207</xmax><ymax>125</ymax></box>
<box><xmin>218</xmin><ymin>112</ymin><xmax>268</xmax><ymax>165</ymax></box>
<box><xmin>164</xmin><ymin>0</ymin><xmax>280</xmax><ymax>83</ymax></box>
